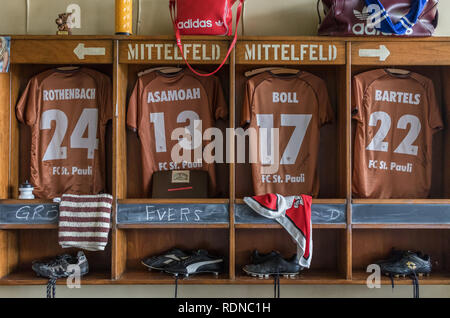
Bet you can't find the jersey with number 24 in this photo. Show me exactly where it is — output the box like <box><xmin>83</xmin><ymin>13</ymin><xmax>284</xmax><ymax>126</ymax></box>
<box><xmin>16</xmin><ymin>68</ymin><xmax>112</xmax><ymax>199</ymax></box>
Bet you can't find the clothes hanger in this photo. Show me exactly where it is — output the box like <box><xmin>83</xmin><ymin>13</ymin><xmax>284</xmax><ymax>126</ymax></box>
<box><xmin>56</xmin><ymin>65</ymin><xmax>80</xmax><ymax>71</ymax></box>
<box><xmin>385</xmin><ymin>67</ymin><xmax>411</xmax><ymax>75</ymax></box>
<box><xmin>245</xmin><ymin>67</ymin><xmax>300</xmax><ymax>77</ymax></box>
<box><xmin>158</xmin><ymin>67</ymin><xmax>184</xmax><ymax>74</ymax></box>
<box><xmin>138</xmin><ymin>66</ymin><xmax>183</xmax><ymax>77</ymax></box>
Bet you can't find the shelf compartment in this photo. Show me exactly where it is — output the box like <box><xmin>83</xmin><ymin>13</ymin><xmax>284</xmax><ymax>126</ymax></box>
<box><xmin>0</xmin><ymin>229</ymin><xmax>112</xmax><ymax>284</ymax></box>
<box><xmin>352</xmin><ymin>229</ymin><xmax>450</xmax><ymax>285</ymax></box>
<box><xmin>115</xmin><ymin>228</ymin><xmax>231</xmax><ymax>281</ymax></box>
<box><xmin>235</xmin><ymin>228</ymin><xmax>348</xmax><ymax>282</ymax></box>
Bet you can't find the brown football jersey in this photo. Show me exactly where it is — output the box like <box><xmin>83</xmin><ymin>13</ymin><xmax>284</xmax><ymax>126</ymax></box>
<box><xmin>352</xmin><ymin>69</ymin><xmax>443</xmax><ymax>198</ymax></box>
<box><xmin>127</xmin><ymin>69</ymin><xmax>227</xmax><ymax>197</ymax></box>
<box><xmin>16</xmin><ymin>68</ymin><xmax>113</xmax><ymax>199</ymax></box>
<box><xmin>241</xmin><ymin>71</ymin><xmax>334</xmax><ymax>197</ymax></box>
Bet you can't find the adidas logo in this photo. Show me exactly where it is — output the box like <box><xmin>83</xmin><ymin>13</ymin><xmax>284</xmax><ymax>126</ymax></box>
<box><xmin>215</xmin><ymin>21</ymin><xmax>224</xmax><ymax>27</ymax></box>
<box><xmin>352</xmin><ymin>5</ymin><xmax>413</xmax><ymax>36</ymax></box>
<box><xmin>353</xmin><ymin>8</ymin><xmax>371</xmax><ymax>22</ymax></box>
<box><xmin>177</xmin><ymin>19</ymin><xmax>213</xmax><ymax>29</ymax></box>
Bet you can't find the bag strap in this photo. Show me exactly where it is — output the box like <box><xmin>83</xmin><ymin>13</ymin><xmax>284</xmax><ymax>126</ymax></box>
<box><xmin>170</xmin><ymin>0</ymin><xmax>244</xmax><ymax>77</ymax></box>
<box><xmin>364</xmin><ymin>0</ymin><xmax>428</xmax><ymax>35</ymax></box>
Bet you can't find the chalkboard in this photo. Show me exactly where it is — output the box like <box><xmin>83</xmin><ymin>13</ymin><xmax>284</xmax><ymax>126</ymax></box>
<box><xmin>352</xmin><ymin>204</ymin><xmax>450</xmax><ymax>224</ymax></box>
<box><xmin>0</xmin><ymin>204</ymin><xmax>59</xmax><ymax>224</ymax></box>
<box><xmin>117</xmin><ymin>203</ymin><xmax>229</xmax><ymax>224</ymax></box>
<box><xmin>234</xmin><ymin>203</ymin><xmax>346</xmax><ymax>224</ymax></box>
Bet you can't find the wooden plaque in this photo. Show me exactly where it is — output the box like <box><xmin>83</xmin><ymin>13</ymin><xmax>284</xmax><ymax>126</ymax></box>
<box><xmin>352</xmin><ymin>41</ymin><xmax>450</xmax><ymax>65</ymax></box>
<box><xmin>11</xmin><ymin>39</ymin><xmax>112</xmax><ymax>64</ymax></box>
<box><xmin>236</xmin><ymin>41</ymin><xmax>345</xmax><ymax>65</ymax></box>
<box><xmin>119</xmin><ymin>40</ymin><xmax>230</xmax><ymax>64</ymax></box>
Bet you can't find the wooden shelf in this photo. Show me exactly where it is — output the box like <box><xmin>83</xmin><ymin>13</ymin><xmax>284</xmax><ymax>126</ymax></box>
<box><xmin>0</xmin><ymin>270</ymin><xmax>112</xmax><ymax>286</ymax></box>
<box><xmin>118</xmin><ymin>198</ymin><xmax>229</xmax><ymax>205</ymax></box>
<box><xmin>352</xmin><ymin>224</ymin><xmax>450</xmax><ymax>230</ymax></box>
<box><xmin>0</xmin><ymin>199</ymin><xmax>56</xmax><ymax>204</ymax></box>
<box><xmin>352</xmin><ymin>199</ymin><xmax>450</xmax><ymax>205</ymax></box>
<box><xmin>0</xmin><ymin>224</ymin><xmax>58</xmax><ymax>230</ymax></box>
<box><xmin>117</xmin><ymin>223</ymin><xmax>229</xmax><ymax>229</ymax></box>
<box><xmin>116</xmin><ymin>269</ymin><xmax>231</xmax><ymax>285</ymax></box>
<box><xmin>0</xmin><ymin>36</ymin><xmax>448</xmax><ymax>288</ymax></box>
<box><xmin>235</xmin><ymin>224</ymin><xmax>346</xmax><ymax>229</ymax></box>
<box><xmin>234</xmin><ymin>270</ymin><xmax>348</xmax><ymax>285</ymax></box>
<box><xmin>235</xmin><ymin>198</ymin><xmax>346</xmax><ymax>205</ymax></box>
<box><xmin>350</xmin><ymin>270</ymin><xmax>450</xmax><ymax>285</ymax></box>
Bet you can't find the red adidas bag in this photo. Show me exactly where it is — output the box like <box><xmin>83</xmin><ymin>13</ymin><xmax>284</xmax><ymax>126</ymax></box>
<box><xmin>169</xmin><ymin>0</ymin><xmax>244</xmax><ymax>76</ymax></box>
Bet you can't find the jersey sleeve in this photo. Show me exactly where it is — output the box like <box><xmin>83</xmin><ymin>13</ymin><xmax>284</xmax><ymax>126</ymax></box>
<box><xmin>127</xmin><ymin>79</ymin><xmax>140</xmax><ymax>132</ymax></box>
<box><xmin>240</xmin><ymin>79</ymin><xmax>253</xmax><ymax>127</ymax></box>
<box><xmin>352</xmin><ymin>75</ymin><xmax>365</xmax><ymax>124</ymax></box>
<box><xmin>16</xmin><ymin>76</ymin><xmax>40</xmax><ymax>126</ymax></box>
<box><xmin>213</xmin><ymin>77</ymin><xmax>228</xmax><ymax>120</ymax></box>
<box><xmin>426</xmin><ymin>80</ymin><xmax>444</xmax><ymax>134</ymax></box>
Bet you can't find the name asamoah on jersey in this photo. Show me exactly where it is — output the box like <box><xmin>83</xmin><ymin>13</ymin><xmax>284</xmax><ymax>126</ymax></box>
<box><xmin>147</xmin><ymin>88</ymin><xmax>201</xmax><ymax>103</ymax></box>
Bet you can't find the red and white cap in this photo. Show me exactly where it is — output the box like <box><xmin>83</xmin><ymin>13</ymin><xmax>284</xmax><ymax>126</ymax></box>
<box><xmin>244</xmin><ymin>193</ymin><xmax>313</xmax><ymax>268</ymax></box>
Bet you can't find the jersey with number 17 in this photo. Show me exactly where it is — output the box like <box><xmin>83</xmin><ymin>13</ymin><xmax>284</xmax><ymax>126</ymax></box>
<box><xmin>241</xmin><ymin>71</ymin><xmax>334</xmax><ymax>197</ymax></box>
<box><xmin>16</xmin><ymin>68</ymin><xmax>113</xmax><ymax>199</ymax></box>
<box><xmin>352</xmin><ymin>69</ymin><xmax>443</xmax><ymax>198</ymax></box>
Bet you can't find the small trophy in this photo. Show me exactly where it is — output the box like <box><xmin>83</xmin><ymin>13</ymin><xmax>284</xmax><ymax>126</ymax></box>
<box><xmin>55</xmin><ymin>12</ymin><xmax>73</xmax><ymax>35</ymax></box>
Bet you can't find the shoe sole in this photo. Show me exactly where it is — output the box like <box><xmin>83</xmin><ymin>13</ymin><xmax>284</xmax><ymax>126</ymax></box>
<box><xmin>243</xmin><ymin>268</ymin><xmax>299</xmax><ymax>279</ymax></box>
<box><xmin>141</xmin><ymin>260</ymin><xmax>169</xmax><ymax>272</ymax></box>
<box><xmin>165</xmin><ymin>270</ymin><xmax>222</xmax><ymax>278</ymax></box>
<box><xmin>384</xmin><ymin>272</ymin><xmax>431</xmax><ymax>278</ymax></box>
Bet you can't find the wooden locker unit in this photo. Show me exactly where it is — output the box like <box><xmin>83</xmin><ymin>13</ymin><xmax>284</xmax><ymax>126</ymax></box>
<box><xmin>0</xmin><ymin>36</ymin><xmax>114</xmax><ymax>285</ymax></box>
<box><xmin>113</xmin><ymin>36</ymin><xmax>234</xmax><ymax>283</ymax></box>
<box><xmin>0</xmin><ymin>35</ymin><xmax>448</xmax><ymax>287</ymax></box>
<box><xmin>350</xmin><ymin>38</ymin><xmax>450</xmax><ymax>285</ymax></box>
<box><xmin>232</xmin><ymin>37</ymin><xmax>351</xmax><ymax>284</ymax></box>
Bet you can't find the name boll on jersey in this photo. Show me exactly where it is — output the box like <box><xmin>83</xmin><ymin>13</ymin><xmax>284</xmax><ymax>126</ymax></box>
<box><xmin>127</xmin><ymin>69</ymin><xmax>228</xmax><ymax>197</ymax></box>
<box><xmin>352</xmin><ymin>69</ymin><xmax>443</xmax><ymax>198</ymax></box>
<box><xmin>16</xmin><ymin>68</ymin><xmax>113</xmax><ymax>199</ymax></box>
<box><xmin>241</xmin><ymin>71</ymin><xmax>334</xmax><ymax>197</ymax></box>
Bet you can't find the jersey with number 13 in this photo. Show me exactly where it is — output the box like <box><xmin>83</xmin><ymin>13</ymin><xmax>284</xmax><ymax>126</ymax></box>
<box><xmin>16</xmin><ymin>68</ymin><xmax>113</xmax><ymax>199</ymax></box>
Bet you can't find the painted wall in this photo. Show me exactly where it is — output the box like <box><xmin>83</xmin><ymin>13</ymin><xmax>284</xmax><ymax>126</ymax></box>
<box><xmin>0</xmin><ymin>0</ymin><xmax>449</xmax><ymax>36</ymax></box>
<box><xmin>0</xmin><ymin>0</ymin><xmax>449</xmax><ymax>298</ymax></box>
